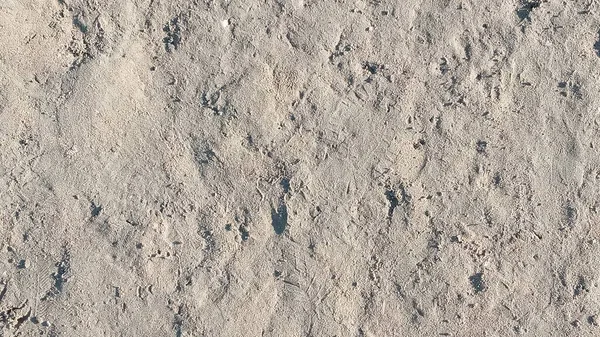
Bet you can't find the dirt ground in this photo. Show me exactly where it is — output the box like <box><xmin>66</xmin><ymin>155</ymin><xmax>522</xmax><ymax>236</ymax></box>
<box><xmin>1</xmin><ymin>0</ymin><xmax>600</xmax><ymax>336</ymax></box>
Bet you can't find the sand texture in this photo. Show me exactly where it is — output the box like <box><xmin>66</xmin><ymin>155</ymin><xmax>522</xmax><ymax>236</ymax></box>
<box><xmin>1</xmin><ymin>0</ymin><xmax>600</xmax><ymax>336</ymax></box>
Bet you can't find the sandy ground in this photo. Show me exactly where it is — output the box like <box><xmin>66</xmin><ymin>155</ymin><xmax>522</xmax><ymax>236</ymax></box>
<box><xmin>1</xmin><ymin>0</ymin><xmax>600</xmax><ymax>336</ymax></box>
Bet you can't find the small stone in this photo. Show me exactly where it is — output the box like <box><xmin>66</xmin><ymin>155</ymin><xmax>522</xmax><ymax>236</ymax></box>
<box><xmin>17</xmin><ymin>259</ymin><xmax>30</xmax><ymax>269</ymax></box>
<box><xmin>476</xmin><ymin>140</ymin><xmax>487</xmax><ymax>154</ymax></box>
<box><xmin>588</xmin><ymin>315</ymin><xmax>599</xmax><ymax>326</ymax></box>
<box><xmin>469</xmin><ymin>272</ymin><xmax>487</xmax><ymax>293</ymax></box>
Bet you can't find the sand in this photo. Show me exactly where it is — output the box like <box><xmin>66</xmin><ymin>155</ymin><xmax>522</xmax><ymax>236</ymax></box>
<box><xmin>1</xmin><ymin>0</ymin><xmax>600</xmax><ymax>336</ymax></box>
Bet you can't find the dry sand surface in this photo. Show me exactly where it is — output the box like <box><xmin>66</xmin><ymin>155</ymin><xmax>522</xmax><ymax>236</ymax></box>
<box><xmin>1</xmin><ymin>0</ymin><xmax>600</xmax><ymax>336</ymax></box>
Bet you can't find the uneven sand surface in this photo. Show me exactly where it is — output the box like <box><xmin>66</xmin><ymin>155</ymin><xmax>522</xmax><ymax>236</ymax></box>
<box><xmin>2</xmin><ymin>0</ymin><xmax>600</xmax><ymax>336</ymax></box>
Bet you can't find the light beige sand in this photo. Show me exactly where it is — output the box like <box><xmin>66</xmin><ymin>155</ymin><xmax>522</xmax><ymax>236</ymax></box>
<box><xmin>1</xmin><ymin>0</ymin><xmax>600</xmax><ymax>336</ymax></box>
